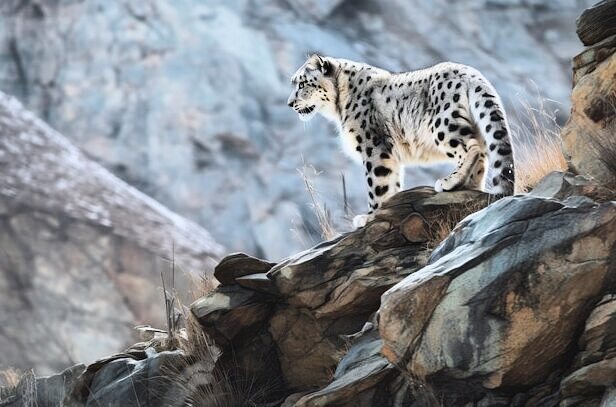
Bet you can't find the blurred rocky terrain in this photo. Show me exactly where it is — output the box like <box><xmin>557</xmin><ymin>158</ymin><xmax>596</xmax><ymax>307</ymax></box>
<box><xmin>0</xmin><ymin>0</ymin><xmax>595</xmax><ymax>260</ymax></box>
<box><xmin>0</xmin><ymin>91</ymin><xmax>223</xmax><ymax>375</ymax></box>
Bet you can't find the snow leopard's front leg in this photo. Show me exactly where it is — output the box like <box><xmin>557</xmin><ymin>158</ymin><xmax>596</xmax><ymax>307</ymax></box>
<box><xmin>353</xmin><ymin>149</ymin><xmax>402</xmax><ymax>228</ymax></box>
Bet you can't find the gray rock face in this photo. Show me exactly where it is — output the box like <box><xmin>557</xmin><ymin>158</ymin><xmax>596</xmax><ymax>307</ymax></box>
<box><xmin>380</xmin><ymin>177</ymin><xmax>615</xmax><ymax>402</ymax></box>
<box><xmin>0</xmin><ymin>92</ymin><xmax>223</xmax><ymax>375</ymax></box>
<box><xmin>0</xmin><ymin>0</ymin><xmax>593</xmax><ymax>259</ymax></box>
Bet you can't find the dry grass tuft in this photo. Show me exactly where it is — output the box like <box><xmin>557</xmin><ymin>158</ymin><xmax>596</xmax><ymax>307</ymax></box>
<box><xmin>159</xmin><ymin>313</ymin><xmax>278</xmax><ymax>407</ymax></box>
<box><xmin>0</xmin><ymin>369</ymin><xmax>37</xmax><ymax>406</ymax></box>
<box><xmin>0</xmin><ymin>368</ymin><xmax>22</xmax><ymax>388</ymax></box>
<box><xmin>511</xmin><ymin>99</ymin><xmax>568</xmax><ymax>193</ymax></box>
<box><xmin>424</xmin><ymin>199</ymin><xmax>491</xmax><ymax>251</ymax></box>
<box><xmin>297</xmin><ymin>161</ymin><xmax>337</xmax><ymax>241</ymax></box>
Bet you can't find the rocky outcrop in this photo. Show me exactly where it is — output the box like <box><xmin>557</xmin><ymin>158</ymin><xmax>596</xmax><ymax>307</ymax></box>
<box><xmin>380</xmin><ymin>186</ymin><xmax>614</xmax><ymax>400</ymax></box>
<box><xmin>0</xmin><ymin>0</ymin><xmax>592</xmax><ymax>258</ymax></box>
<box><xmin>576</xmin><ymin>0</ymin><xmax>616</xmax><ymax>46</ymax></box>
<box><xmin>562</xmin><ymin>0</ymin><xmax>616</xmax><ymax>189</ymax></box>
<box><xmin>0</xmin><ymin>92</ymin><xmax>223</xmax><ymax>374</ymax></box>
<box><xmin>192</xmin><ymin>188</ymin><xmax>491</xmax><ymax>392</ymax></box>
<box><xmin>185</xmin><ymin>172</ymin><xmax>614</xmax><ymax>406</ymax></box>
<box><xmin>7</xmin><ymin>171</ymin><xmax>614</xmax><ymax>407</ymax></box>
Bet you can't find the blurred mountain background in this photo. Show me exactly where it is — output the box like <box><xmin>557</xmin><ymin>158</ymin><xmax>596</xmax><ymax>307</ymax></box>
<box><xmin>0</xmin><ymin>0</ymin><xmax>594</xmax><ymax>261</ymax></box>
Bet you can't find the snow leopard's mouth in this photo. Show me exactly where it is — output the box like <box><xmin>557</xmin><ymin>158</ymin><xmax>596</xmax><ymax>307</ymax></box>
<box><xmin>298</xmin><ymin>105</ymin><xmax>315</xmax><ymax>115</ymax></box>
<box><xmin>296</xmin><ymin>105</ymin><xmax>316</xmax><ymax>121</ymax></box>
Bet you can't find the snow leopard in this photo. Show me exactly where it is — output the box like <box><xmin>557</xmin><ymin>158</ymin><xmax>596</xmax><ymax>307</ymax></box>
<box><xmin>287</xmin><ymin>54</ymin><xmax>515</xmax><ymax>227</ymax></box>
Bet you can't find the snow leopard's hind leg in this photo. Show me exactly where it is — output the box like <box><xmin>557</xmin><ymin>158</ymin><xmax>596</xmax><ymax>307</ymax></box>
<box><xmin>431</xmin><ymin>89</ymin><xmax>487</xmax><ymax>192</ymax></box>
<box><xmin>468</xmin><ymin>78</ymin><xmax>515</xmax><ymax>195</ymax></box>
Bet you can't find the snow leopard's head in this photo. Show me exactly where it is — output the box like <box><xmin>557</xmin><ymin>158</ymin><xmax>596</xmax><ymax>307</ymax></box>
<box><xmin>287</xmin><ymin>54</ymin><xmax>338</xmax><ymax>122</ymax></box>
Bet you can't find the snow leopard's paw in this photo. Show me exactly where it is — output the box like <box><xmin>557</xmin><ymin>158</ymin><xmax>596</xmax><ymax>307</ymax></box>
<box><xmin>352</xmin><ymin>214</ymin><xmax>372</xmax><ymax>228</ymax></box>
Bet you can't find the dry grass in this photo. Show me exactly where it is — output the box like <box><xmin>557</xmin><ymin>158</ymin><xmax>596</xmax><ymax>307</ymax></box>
<box><xmin>511</xmin><ymin>99</ymin><xmax>568</xmax><ymax>193</ymax></box>
<box><xmin>0</xmin><ymin>368</ymin><xmax>21</xmax><ymax>388</ymax></box>
<box><xmin>159</xmin><ymin>313</ymin><xmax>278</xmax><ymax>407</ymax></box>
<box><xmin>297</xmin><ymin>161</ymin><xmax>338</xmax><ymax>241</ymax></box>
<box><xmin>0</xmin><ymin>369</ymin><xmax>37</xmax><ymax>406</ymax></box>
<box><xmin>424</xmin><ymin>199</ymin><xmax>492</xmax><ymax>251</ymax></box>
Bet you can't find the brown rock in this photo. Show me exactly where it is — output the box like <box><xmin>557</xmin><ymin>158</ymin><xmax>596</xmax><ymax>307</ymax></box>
<box><xmin>576</xmin><ymin>0</ymin><xmax>616</xmax><ymax>46</ymax></box>
<box><xmin>214</xmin><ymin>252</ymin><xmax>276</xmax><ymax>285</ymax></box>
<box><xmin>560</xmin><ymin>358</ymin><xmax>616</xmax><ymax>397</ymax></box>
<box><xmin>561</xmin><ymin>53</ymin><xmax>616</xmax><ymax>189</ymax></box>
<box><xmin>191</xmin><ymin>285</ymin><xmax>273</xmax><ymax>346</ymax></box>
<box><xmin>400</xmin><ymin>213</ymin><xmax>429</xmax><ymax>243</ymax></box>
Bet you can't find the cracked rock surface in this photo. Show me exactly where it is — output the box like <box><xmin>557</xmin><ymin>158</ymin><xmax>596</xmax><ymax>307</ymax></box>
<box><xmin>0</xmin><ymin>92</ymin><xmax>223</xmax><ymax>374</ymax></box>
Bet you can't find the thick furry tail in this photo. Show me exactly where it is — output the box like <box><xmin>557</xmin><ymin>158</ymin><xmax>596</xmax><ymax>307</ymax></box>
<box><xmin>468</xmin><ymin>76</ymin><xmax>515</xmax><ymax>195</ymax></box>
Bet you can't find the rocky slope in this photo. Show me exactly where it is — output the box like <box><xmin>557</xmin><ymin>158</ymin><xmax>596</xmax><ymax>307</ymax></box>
<box><xmin>5</xmin><ymin>170</ymin><xmax>613</xmax><ymax>406</ymax></box>
<box><xmin>0</xmin><ymin>92</ymin><xmax>223</xmax><ymax>375</ymax></box>
<box><xmin>0</xmin><ymin>0</ymin><xmax>594</xmax><ymax>259</ymax></box>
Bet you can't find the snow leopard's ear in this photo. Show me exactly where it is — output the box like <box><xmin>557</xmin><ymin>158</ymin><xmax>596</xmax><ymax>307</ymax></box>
<box><xmin>310</xmin><ymin>54</ymin><xmax>333</xmax><ymax>76</ymax></box>
<box><xmin>317</xmin><ymin>55</ymin><xmax>333</xmax><ymax>76</ymax></box>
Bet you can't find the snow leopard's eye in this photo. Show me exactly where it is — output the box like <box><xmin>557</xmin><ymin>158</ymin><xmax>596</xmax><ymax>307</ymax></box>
<box><xmin>298</xmin><ymin>82</ymin><xmax>304</xmax><ymax>89</ymax></box>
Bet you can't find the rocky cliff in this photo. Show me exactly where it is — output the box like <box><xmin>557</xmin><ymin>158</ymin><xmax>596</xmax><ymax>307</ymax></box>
<box><xmin>0</xmin><ymin>0</ymin><xmax>594</xmax><ymax>259</ymax></box>
<box><xmin>0</xmin><ymin>92</ymin><xmax>223</xmax><ymax>375</ymax></box>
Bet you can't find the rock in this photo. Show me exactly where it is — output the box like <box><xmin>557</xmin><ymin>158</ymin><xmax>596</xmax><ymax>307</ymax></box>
<box><xmin>556</xmin><ymin>294</ymin><xmax>616</xmax><ymax>404</ymax></box>
<box><xmin>530</xmin><ymin>171</ymin><xmax>613</xmax><ymax>202</ymax></box>
<box><xmin>65</xmin><ymin>350</ymin><xmax>186</xmax><ymax>407</ymax></box>
<box><xmin>236</xmin><ymin>273</ymin><xmax>279</xmax><ymax>295</ymax></box>
<box><xmin>214</xmin><ymin>252</ymin><xmax>276</xmax><ymax>285</ymax></box>
<box><xmin>294</xmin><ymin>330</ymin><xmax>407</xmax><ymax>407</ymax></box>
<box><xmin>575</xmin><ymin>295</ymin><xmax>616</xmax><ymax>368</ymax></box>
<box><xmin>190</xmin><ymin>285</ymin><xmax>273</xmax><ymax>346</ymax></box>
<box><xmin>267</xmin><ymin>188</ymin><xmax>491</xmax><ymax>318</ymax></box>
<box><xmin>287</xmin><ymin>0</ymin><xmax>345</xmax><ymax>21</ymax></box>
<box><xmin>0</xmin><ymin>92</ymin><xmax>223</xmax><ymax>374</ymax></box>
<box><xmin>0</xmin><ymin>1</ymin><xmax>591</xmax><ymax>258</ymax></box>
<box><xmin>572</xmin><ymin>34</ymin><xmax>616</xmax><ymax>84</ymax></box>
<box><xmin>560</xmin><ymin>358</ymin><xmax>616</xmax><ymax>398</ymax></box>
<box><xmin>380</xmin><ymin>192</ymin><xmax>615</xmax><ymax>399</ymax></box>
<box><xmin>561</xmin><ymin>52</ymin><xmax>616</xmax><ymax>189</ymax></box>
<box><xmin>0</xmin><ymin>364</ymin><xmax>85</xmax><ymax>407</ymax></box>
<box><xmin>576</xmin><ymin>0</ymin><xmax>616</xmax><ymax>46</ymax></box>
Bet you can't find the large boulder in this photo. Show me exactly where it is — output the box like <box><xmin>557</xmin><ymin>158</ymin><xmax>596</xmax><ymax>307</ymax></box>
<box><xmin>562</xmin><ymin>0</ymin><xmax>616</xmax><ymax>189</ymax></box>
<box><xmin>379</xmin><ymin>186</ymin><xmax>615</xmax><ymax>403</ymax></box>
<box><xmin>0</xmin><ymin>92</ymin><xmax>223</xmax><ymax>374</ymax></box>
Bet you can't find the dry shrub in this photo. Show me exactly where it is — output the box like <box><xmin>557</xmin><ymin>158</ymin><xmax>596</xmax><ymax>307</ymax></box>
<box><xmin>298</xmin><ymin>162</ymin><xmax>337</xmax><ymax>240</ymax></box>
<box><xmin>0</xmin><ymin>369</ymin><xmax>36</xmax><ymax>407</ymax></box>
<box><xmin>0</xmin><ymin>368</ymin><xmax>21</xmax><ymax>388</ymax></box>
<box><xmin>511</xmin><ymin>99</ymin><xmax>568</xmax><ymax>193</ymax></box>
<box><xmin>424</xmin><ymin>198</ymin><xmax>492</xmax><ymax>251</ymax></box>
<box><xmin>160</xmin><ymin>313</ymin><xmax>277</xmax><ymax>407</ymax></box>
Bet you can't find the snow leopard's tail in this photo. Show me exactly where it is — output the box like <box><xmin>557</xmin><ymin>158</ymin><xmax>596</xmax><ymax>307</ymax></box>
<box><xmin>468</xmin><ymin>76</ymin><xmax>515</xmax><ymax>196</ymax></box>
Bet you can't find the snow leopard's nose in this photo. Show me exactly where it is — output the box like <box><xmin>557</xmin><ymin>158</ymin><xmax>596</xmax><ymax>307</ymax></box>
<box><xmin>287</xmin><ymin>94</ymin><xmax>296</xmax><ymax>108</ymax></box>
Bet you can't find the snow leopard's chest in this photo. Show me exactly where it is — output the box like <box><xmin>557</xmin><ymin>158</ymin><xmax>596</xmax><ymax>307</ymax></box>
<box><xmin>340</xmin><ymin>83</ymin><xmax>443</xmax><ymax>164</ymax></box>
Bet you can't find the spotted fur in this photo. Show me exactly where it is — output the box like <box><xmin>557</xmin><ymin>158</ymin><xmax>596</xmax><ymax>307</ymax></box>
<box><xmin>288</xmin><ymin>55</ymin><xmax>515</xmax><ymax>227</ymax></box>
